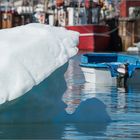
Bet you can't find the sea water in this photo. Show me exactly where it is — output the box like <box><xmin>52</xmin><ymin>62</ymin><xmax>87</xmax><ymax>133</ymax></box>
<box><xmin>0</xmin><ymin>53</ymin><xmax>140</xmax><ymax>139</ymax></box>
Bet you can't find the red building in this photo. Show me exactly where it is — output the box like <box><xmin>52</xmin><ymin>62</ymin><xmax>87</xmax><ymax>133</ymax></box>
<box><xmin>120</xmin><ymin>0</ymin><xmax>140</xmax><ymax>17</ymax></box>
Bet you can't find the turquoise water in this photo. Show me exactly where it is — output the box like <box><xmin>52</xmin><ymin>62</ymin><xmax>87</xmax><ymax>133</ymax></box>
<box><xmin>64</xmin><ymin>53</ymin><xmax>140</xmax><ymax>140</ymax></box>
<box><xmin>0</xmin><ymin>53</ymin><xmax>140</xmax><ymax>139</ymax></box>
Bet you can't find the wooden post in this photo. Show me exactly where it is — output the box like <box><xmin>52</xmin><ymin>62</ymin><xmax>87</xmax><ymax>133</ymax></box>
<box><xmin>2</xmin><ymin>12</ymin><xmax>13</xmax><ymax>29</ymax></box>
<box><xmin>119</xmin><ymin>18</ymin><xmax>136</xmax><ymax>51</ymax></box>
<box><xmin>135</xmin><ymin>19</ymin><xmax>140</xmax><ymax>43</ymax></box>
<box><xmin>0</xmin><ymin>12</ymin><xmax>1</xmax><ymax>29</ymax></box>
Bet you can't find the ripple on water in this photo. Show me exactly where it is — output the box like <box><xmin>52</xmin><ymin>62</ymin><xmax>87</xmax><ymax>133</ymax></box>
<box><xmin>63</xmin><ymin>55</ymin><xmax>140</xmax><ymax>139</ymax></box>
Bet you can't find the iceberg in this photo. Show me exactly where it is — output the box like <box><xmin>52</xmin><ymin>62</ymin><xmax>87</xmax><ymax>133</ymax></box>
<box><xmin>0</xmin><ymin>23</ymin><xmax>79</xmax><ymax>105</ymax></box>
<box><xmin>0</xmin><ymin>24</ymin><xmax>110</xmax><ymax>124</ymax></box>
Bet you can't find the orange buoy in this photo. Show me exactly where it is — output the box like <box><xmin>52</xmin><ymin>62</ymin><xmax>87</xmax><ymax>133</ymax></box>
<box><xmin>56</xmin><ymin>0</ymin><xmax>64</xmax><ymax>7</ymax></box>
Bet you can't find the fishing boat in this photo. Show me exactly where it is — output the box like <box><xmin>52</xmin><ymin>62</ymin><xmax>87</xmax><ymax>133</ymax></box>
<box><xmin>48</xmin><ymin>0</ymin><xmax>111</xmax><ymax>51</ymax></box>
<box><xmin>64</xmin><ymin>2</ymin><xmax>110</xmax><ymax>51</ymax></box>
<box><xmin>80</xmin><ymin>53</ymin><xmax>140</xmax><ymax>86</ymax></box>
<box><xmin>65</xmin><ymin>24</ymin><xmax>110</xmax><ymax>51</ymax></box>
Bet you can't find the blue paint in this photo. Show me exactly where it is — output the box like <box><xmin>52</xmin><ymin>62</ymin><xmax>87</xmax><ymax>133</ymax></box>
<box><xmin>80</xmin><ymin>53</ymin><xmax>140</xmax><ymax>77</ymax></box>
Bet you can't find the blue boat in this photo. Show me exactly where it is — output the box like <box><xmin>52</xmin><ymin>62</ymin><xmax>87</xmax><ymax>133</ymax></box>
<box><xmin>80</xmin><ymin>53</ymin><xmax>140</xmax><ymax>86</ymax></box>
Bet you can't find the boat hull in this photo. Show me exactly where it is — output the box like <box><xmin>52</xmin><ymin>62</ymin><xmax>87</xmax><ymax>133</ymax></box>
<box><xmin>66</xmin><ymin>25</ymin><xmax>110</xmax><ymax>51</ymax></box>
<box><xmin>81</xmin><ymin>67</ymin><xmax>140</xmax><ymax>85</ymax></box>
<box><xmin>80</xmin><ymin>53</ymin><xmax>140</xmax><ymax>85</ymax></box>
<box><xmin>81</xmin><ymin>67</ymin><xmax>116</xmax><ymax>85</ymax></box>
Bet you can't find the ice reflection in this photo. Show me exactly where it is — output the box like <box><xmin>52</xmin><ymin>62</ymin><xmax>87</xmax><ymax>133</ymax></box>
<box><xmin>0</xmin><ymin>62</ymin><xmax>69</xmax><ymax>123</ymax></box>
<box><xmin>0</xmin><ymin>53</ymin><xmax>140</xmax><ymax>139</ymax></box>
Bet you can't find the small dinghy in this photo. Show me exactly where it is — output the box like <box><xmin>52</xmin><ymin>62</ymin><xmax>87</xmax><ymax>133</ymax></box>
<box><xmin>80</xmin><ymin>53</ymin><xmax>140</xmax><ymax>86</ymax></box>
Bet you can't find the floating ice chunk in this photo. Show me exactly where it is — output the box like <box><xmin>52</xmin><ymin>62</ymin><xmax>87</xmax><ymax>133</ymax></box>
<box><xmin>127</xmin><ymin>42</ymin><xmax>140</xmax><ymax>52</ymax></box>
<box><xmin>127</xmin><ymin>47</ymin><xmax>139</xmax><ymax>52</ymax></box>
<box><xmin>0</xmin><ymin>23</ymin><xmax>79</xmax><ymax>104</ymax></box>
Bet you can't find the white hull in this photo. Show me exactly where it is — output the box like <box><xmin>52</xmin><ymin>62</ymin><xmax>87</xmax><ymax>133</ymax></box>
<box><xmin>81</xmin><ymin>67</ymin><xmax>140</xmax><ymax>85</ymax></box>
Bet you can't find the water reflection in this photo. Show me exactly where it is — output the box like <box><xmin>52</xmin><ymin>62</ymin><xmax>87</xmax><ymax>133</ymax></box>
<box><xmin>64</xmin><ymin>55</ymin><xmax>140</xmax><ymax>116</ymax></box>
<box><xmin>64</xmin><ymin>54</ymin><xmax>140</xmax><ymax>139</ymax></box>
<box><xmin>0</xmin><ymin>123</ymin><xmax>65</xmax><ymax>139</ymax></box>
<box><xmin>0</xmin><ymin>57</ymin><xmax>111</xmax><ymax>139</ymax></box>
<box><xmin>0</xmin><ymin>123</ymin><xmax>109</xmax><ymax>139</ymax></box>
<box><xmin>62</xmin><ymin>123</ymin><xmax>107</xmax><ymax>140</ymax></box>
<box><xmin>0</xmin><ymin>62</ymin><xmax>68</xmax><ymax>123</ymax></box>
<box><xmin>0</xmin><ymin>54</ymin><xmax>140</xmax><ymax>139</ymax></box>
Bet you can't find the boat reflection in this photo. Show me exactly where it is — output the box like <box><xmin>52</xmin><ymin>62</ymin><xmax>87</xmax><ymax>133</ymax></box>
<box><xmin>64</xmin><ymin>56</ymin><xmax>140</xmax><ymax>119</ymax></box>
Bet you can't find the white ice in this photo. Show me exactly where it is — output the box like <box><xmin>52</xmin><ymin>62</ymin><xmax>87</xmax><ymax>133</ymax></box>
<box><xmin>0</xmin><ymin>23</ymin><xmax>79</xmax><ymax>105</ymax></box>
<box><xmin>127</xmin><ymin>42</ymin><xmax>140</xmax><ymax>52</ymax></box>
